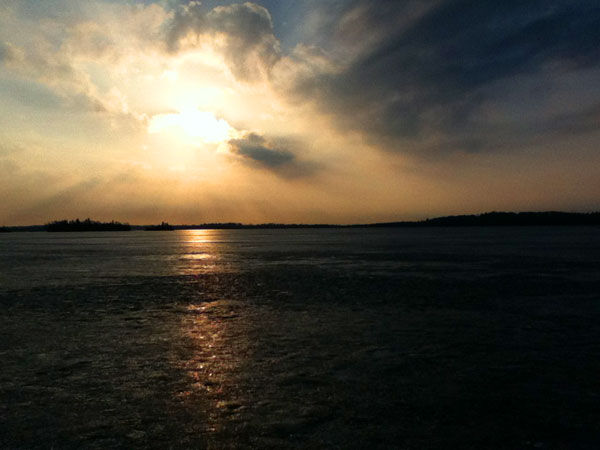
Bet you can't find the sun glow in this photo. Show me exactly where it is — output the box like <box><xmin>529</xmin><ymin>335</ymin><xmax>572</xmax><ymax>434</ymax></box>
<box><xmin>148</xmin><ymin>108</ymin><xmax>235</xmax><ymax>143</ymax></box>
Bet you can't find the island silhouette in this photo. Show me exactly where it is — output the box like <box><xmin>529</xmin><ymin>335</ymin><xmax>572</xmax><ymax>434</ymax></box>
<box><xmin>145</xmin><ymin>222</ymin><xmax>174</xmax><ymax>231</ymax></box>
<box><xmin>45</xmin><ymin>218</ymin><xmax>131</xmax><ymax>232</ymax></box>
<box><xmin>0</xmin><ymin>211</ymin><xmax>590</xmax><ymax>232</ymax></box>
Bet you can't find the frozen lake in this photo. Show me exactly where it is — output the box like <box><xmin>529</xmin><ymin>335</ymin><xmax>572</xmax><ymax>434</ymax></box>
<box><xmin>1</xmin><ymin>228</ymin><xmax>599</xmax><ymax>449</ymax></box>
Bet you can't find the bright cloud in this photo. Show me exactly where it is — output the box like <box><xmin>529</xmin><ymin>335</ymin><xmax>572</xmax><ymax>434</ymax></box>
<box><xmin>148</xmin><ymin>108</ymin><xmax>237</xmax><ymax>143</ymax></box>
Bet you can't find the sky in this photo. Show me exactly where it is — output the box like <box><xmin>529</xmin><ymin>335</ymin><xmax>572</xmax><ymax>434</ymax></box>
<box><xmin>1</xmin><ymin>0</ymin><xmax>599</xmax><ymax>225</ymax></box>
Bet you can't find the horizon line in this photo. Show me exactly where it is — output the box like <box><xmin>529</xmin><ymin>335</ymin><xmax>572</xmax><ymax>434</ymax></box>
<box><xmin>2</xmin><ymin>210</ymin><xmax>600</xmax><ymax>229</ymax></box>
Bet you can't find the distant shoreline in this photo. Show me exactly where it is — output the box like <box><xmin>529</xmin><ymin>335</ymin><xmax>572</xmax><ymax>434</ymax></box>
<box><xmin>1</xmin><ymin>211</ymin><xmax>599</xmax><ymax>232</ymax></box>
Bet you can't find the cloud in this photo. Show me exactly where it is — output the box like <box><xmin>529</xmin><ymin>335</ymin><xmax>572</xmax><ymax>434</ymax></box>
<box><xmin>228</xmin><ymin>133</ymin><xmax>294</xmax><ymax>166</ymax></box>
<box><xmin>0</xmin><ymin>141</ymin><xmax>25</xmax><ymax>157</ymax></box>
<box><xmin>167</xmin><ymin>1</ymin><xmax>281</xmax><ymax>80</ymax></box>
<box><xmin>0</xmin><ymin>158</ymin><xmax>20</xmax><ymax>174</ymax></box>
<box><xmin>0</xmin><ymin>38</ymin><xmax>109</xmax><ymax>112</ymax></box>
<box><xmin>148</xmin><ymin>108</ymin><xmax>235</xmax><ymax>143</ymax></box>
<box><xmin>228</xmin><ymin>132</ymin><xmax>314</xmax><ymax>177</ymax></box>
<box><xmin>63</xmin><ymin>3</ymin><xmax>169</xmax><ymax>63</ymax></box>
<box><xmin>284</xmin><ymin>0</ymin><xmax>600</xmax><ymax>155</ymax></box>
<box><xmin>0</xmin><ymin>41</ymin><xmax>15</xmax><ymax>62</ymax></box>
<box><xmin>547</xmin><ymin>103</ymin><xmax>600</xmax><ymax>135</ymax></box>
<box><xmin>0</xmin><ymin>3</ymin><xmax>169</xmax><ymax>127</ymax></box>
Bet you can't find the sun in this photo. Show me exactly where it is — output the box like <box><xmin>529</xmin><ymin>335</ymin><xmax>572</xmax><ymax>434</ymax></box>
<box><xmin>148</xmin><ymin>108</ymin><xmax>235</xmax><ymax>144</ymax></box>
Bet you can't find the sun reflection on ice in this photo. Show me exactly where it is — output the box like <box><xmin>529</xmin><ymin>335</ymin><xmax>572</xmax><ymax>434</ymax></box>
<box><xmin>176</xmin><ymin>299</ymin><xmax>250</xmax><ymax>435</ymax></box>
<box><xmin>174</xmin><ymin>230</ymin><xmax>239</xmax><ymax>276</ymax></box>
<box><xmin>167</xmin><ymin>229</ymin><xmax>251</xmax><ymax>436</ymax></box>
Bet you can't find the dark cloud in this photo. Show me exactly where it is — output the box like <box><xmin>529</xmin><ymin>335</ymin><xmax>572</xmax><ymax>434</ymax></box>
<box><xmin>291</xmin><ymin>0</ymin><xmax>600</xmax><ymax>154</ymax></box>
<box><xmin>167</xmin><ymin>2</ymin><xmax>280</xmax><ymax>80</ymax></box>
<box><xmin>539</xmin><ymin>102</ymin><xmax>600</xmax><ymax>136</ymax></box>
<box><xmin>228</xmin><ymin>133</ymin><xmax>294</xmax><ymax>166</ymax></box>
<box><xmin>228</xmin><ymin>133</ymin><xmax>314</xmax><ymax>177</ymax></box>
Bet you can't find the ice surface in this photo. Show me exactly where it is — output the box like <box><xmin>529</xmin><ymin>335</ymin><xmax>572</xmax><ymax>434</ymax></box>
<box><xmin>1</xmin><ymin>228</ymin><xmax>599</xmax><ymax>449</ymax></box>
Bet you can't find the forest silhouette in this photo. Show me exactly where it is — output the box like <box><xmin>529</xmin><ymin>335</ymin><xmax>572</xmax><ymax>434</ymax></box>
<box><xmin>4</xmin><ymin>211</ymin><xmax>590</xmax><ymax>232</ymax></box>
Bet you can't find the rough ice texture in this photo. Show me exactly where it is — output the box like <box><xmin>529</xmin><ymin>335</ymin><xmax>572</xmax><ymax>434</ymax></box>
<box><xmin>1</xmin><ymin>228</ymin><xmax>599</xmax><ymax>449</ymax></box>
